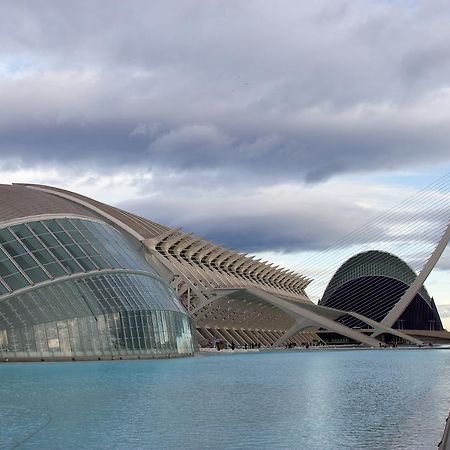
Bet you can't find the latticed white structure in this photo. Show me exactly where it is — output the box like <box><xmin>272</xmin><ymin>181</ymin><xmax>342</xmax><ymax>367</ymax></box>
<box><xmin>16</xmin><ymin>184</ymin><xmax>321</xmax><ymax>348</ymax></box>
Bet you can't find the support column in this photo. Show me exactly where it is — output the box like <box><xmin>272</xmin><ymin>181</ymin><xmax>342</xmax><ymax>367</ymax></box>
<box><xmin>272</xmin><ymin>318</ymin><xmax>313</xmax><ymax>348</ymax></box>
<box><xmin>376</xmin><ymin>222</ymin><xmax>450</xmax><ymax>332</ymax></box>
<box><xmin>227</xmin><ymin>329</ymin><xmax>246</xmax><ymax>347</ymax></box>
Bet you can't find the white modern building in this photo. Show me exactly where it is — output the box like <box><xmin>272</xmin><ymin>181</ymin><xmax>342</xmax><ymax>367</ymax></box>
<box><xmin>0</xmin><ymin>184</ymin><xmax>447</xmax><ymax>361</ymax></box>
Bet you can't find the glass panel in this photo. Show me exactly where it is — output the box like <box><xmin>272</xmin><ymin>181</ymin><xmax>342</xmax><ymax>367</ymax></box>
<box><xmin>42</xmin><ymin>262</ymin><xmax>67</xmax><ymax>278</ymax></box>
<box><xmin>0</xmin><ymin>248</ymin><xmax>11</xmax><ymax>262</ymax></box>
<box><xmin>28</xmin><ymin>221</ymin><xmax>49</xmax><ymax>236</ymax></box>
<box><xmin>13</xmin><ymin>253</ymin><xmax>38</xmax><ymax>271</ymax></box>
<box><xmin>32</xmin><ymin>248</ymin><xmax>56</xmax><ymax>265</ymax></box>
<box><xmin>24</xmin><ymin>266</ymin><xmax>49</xmax><ymax>284</ymax></box>
<box><xmin>3</xmin><ymin>240</ymin><xmax>28</xmax><ymax>257</ymax></box>
<box><xmin>52</xmin><ymin>231</ymin><xmax>73</xmax><ymax>246</ymax></box>
<box><xmin>0</xmin><ymin>270</ymin><xmax>196</xmax><ymax>358</ymax></box>
<box><xmin>78</xmin><ymin>243</ymin><xmax>98</xmax><ymax>257</ymax></box>
<box><xmin>66</xmin><ymin>229</ymin><xmax>87</xmax><ymax>244</ymax></box>
<box><xmin>57</xmin><ymin>219</ymin><xmax>77</xmax><ymax>231</ymax></box>
<box><xmin>64</xmin><ymin>244</ymin><xmax>86</xmax><ymax>259</ymax></box>
<box><xmin>0</xmin><ymin>229</ymin><xmax>15</xmax><ymax>244</ymax></box>
<box><xmin>75</xmin><ymin>257</ymin><xmax>96</xmax><ymax>272</ymax></box>
<box><xmin>20</xmin><ymin>236</ymin><xmax>44</xmax><ymax>252</ymax></box>
<box><xmin>10</xmin><ymin>224</ymin><xmax>33</xmax><ymax>239</ymax></box>
<box><xmin>0</xmin><ymin>257</ymin><xmax>18</xmax><ymax>277</ymax></box>
<box><xmin>57</xmin><ymin>258</ymin><xmax>82</xmax><ymax>274</ymax></box>
<box><xmin>0</xmin><ymin>282</ymin><xmax>8</xmax><ymax>295</ymax></box>
<box><xmin>49</xmin><ymin>246</ymin><xmax>83</xmax><ymax>273</ymax></box>
<box><xmin>89</xmin><ymin>255</ymin><xmax>111</xmax><ymax>269</ymax></box>
<box><xmin>46</xmin><ymin>221</ymin><xmax>64</xmax><ymax>233</ymax></box>
<box><xmin>37</xmin><ymin>232</ymin><xmax>61</xmax><ymax>249</ymax></box>
<box><xmin>57</xmin><ymin>321</ymin><xmax>71</xmax><ymax>354</ymax></box>
<box><xmin>49</xmin><ymin>245</ymin><xmax>70</xmax><ymax>260</ymax></box>
<box><xmin>3</xmin><ymin>272</ymin><xmax>29</xmax><ymax>290</ymax></box>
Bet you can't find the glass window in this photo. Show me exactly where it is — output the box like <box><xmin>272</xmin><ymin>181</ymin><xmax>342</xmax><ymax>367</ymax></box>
<box><xmin>46</xmin><ymin>221</ymin><xmax>64</xmax><ymax>233</ymax></box>
<box><xmin>77</xmin><ymin>243</ymin><xmax>97</xmax><ymax>257</ymax></box>
<box><xmin>0</xmin><ymin>248</ymin><xmax>10</xmax><ymax>262</ymax></box>
<box><xmin>42</xmin><ymin>261</ymin><xmax>67</xmax><ymax>278</ymax></box>
<box><xmin>0</xmin><ymin>257</ymin><xmax>19</xmax><ymax>278</ymax></box>
<box><xmin>3</xmin><ymin>272</ymin><xmax>29</xmax><ymax>290</ymax></box>
<box><xmin>71</xmin><ymin>219</ymin><xmax>90</xmax><ymax>233</ymax></box>
<box><xmin>57</xmin><ymin>219</ymin><xmax>77</xmax><ymax>231</ymax></box>
<box><xmin>49</xmin><ymin>245</ymin><xmax>73</xmax><ymax>262</ymax></box>
<box><xmin>13</xmin><ymin>253</ymin><xmax>38</xmax><ymax>271</ymax></box>
<box><xmin>3</xmin><ymin>240</ymin><xmax>28</xmax><ymax>258</ymax></box>
<box><xmin>49</xmin><ymin>246</ymin><xmax>83</xmax><ymax>273</ymax></box>
<box><xmin>75</xmin><ymin>257</ymin><xmax>96</xmax><ymax>272</ymax></box>
<box><xmin>66</xmin><ymin>229</ymin><xmax>87</xmax><ymax>244</ymax></box>
<box><xmin>52</xmin><ymin>231</ymin><xmax>73</xmax><ymax>246</ymax></box>
<box><xmin>28</xmin><ymin>221</ymin><xmax>49</xmax><ymax>236</ymax></box>
<box><xmin>0</xmin><ymin>281</ymin><xmax>8</xmax><ymax>295</ymax></box>
<box><xmin>24</xmin><ymin>266</ymin><xmax>49</xmax><ymax>284</ymax></box>
<box><xmin>10</xmin><ymin>224</ymin><xmax>33</xmax><ymax>239</ymax></box>
<box><xmin>37</xmin><ymin>232</ymin><xmax>60</xmax><ymax>249</ymax></box>
<box><xmin>64</xmin><ymin>244</ymin><xmax>86</xmax><ymax>259</ymax></box>
<box><xmin>0</xmin><ymin>229</ymin><xmax>15</xmax><ymax>245</ymax></box>
<box><xmin>20</xmin><ymin>236</ymin><xmax>44</xmax><ymax>252</ymax></box>
<box><xmin>31</xmin><ymin>248</ymin><xmax>55</xmax><ymax>265</ymax></box>
<box><xmin>0</xmin><ymin>217</ymin><xmax>161</xmax><ymax>297</ymax></box>
<box><xmin>89</xmin><ymin>255</ymin><xmax>111</xmax><ymax>269</ymax></box>
<box><xmin>61</xmin><ymin>259</ymin><xmax>83</xmax><ymax>274</ymax></box>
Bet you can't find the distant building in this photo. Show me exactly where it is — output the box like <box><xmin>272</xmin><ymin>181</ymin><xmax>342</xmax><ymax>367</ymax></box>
<box><xmin>319</xmin><ymin>250</ymin><xmax>444</xmax><ymax>343</ymax></box>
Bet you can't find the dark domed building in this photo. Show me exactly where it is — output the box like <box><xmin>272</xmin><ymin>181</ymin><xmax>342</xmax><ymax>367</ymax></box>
<box><xmin>319</xmin><ymin>250</ymin><xmax>443</xmax><ymax>333</ymax></box>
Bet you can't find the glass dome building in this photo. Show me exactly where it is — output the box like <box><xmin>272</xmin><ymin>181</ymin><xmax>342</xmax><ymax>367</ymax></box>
<box><xmin>0</xmin><ymin>185</ymin><xmax>197</xmax><ymax>361</ymax></box>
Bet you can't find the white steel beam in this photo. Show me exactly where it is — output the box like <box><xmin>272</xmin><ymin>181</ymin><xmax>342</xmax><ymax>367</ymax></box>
<box><xmin>376</xmin><ymin>221</ymin><xmax>450</xmax><ymax>332</ymax></box>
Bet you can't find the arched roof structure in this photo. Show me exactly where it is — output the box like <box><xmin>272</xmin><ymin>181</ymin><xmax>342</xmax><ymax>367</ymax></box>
<box><xmin>320</xmin><ymin>250</ymin><xmax>443</xmax><ymax>332</ymax></box>
<box><xmin>0</xmin><ymin>185</ymin><xmax>197</xmax><ymax>361</ymax></box>
<box><xmin>0</xmin><ymin>184</ymin><xmax>433</xmax><ymax>353</ymax></box>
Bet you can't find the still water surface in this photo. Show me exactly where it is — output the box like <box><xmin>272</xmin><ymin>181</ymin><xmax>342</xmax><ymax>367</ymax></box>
<box><xmin>1</xmin><ymin>349</ymin><xmax>450</xmax><ymax>449</ymax></box>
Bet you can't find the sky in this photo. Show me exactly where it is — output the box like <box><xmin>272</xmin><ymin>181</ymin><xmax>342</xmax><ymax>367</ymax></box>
<box><xmin>0</xmin><ymin>1</ymin><xmax>449</xmax><ymax>326</ymax></box>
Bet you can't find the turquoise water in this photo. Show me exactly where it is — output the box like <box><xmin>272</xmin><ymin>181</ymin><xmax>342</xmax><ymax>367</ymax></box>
<box><xmin>1</xmin><ymin>349</ymin><xmax>450</xmax><ymax>449</ymax></box>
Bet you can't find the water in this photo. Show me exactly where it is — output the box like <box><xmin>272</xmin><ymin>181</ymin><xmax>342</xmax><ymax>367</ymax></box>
<box><xmin>1</xmin><ymin>349</ymin><xmax>450</xmax><ymax>450</ymax></box>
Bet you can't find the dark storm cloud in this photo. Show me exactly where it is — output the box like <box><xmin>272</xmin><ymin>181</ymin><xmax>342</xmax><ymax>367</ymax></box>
<box><xmin>120</xmin><ymin>188</ymin><xmax>366</xmax><ymax>253</ymax></box>
<box><xmin>1</xmin><ymin>0</ymin><xmax>450</xmax><ymax>179</ymax></box>
<box><xmin>1</xmin><ymin>0</ymin><xmax>450</xmax><ymax>255</ymax></box>
<box><xmin>119</xmin><ymin>183</ymin><xmax>449</xmax><ymax>254</ymax></box>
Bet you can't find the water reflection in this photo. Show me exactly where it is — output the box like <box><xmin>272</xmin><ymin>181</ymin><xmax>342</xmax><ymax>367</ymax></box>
<box><xmin>1</xmin><ymin>349</ymin><xmax>449</xmax><ymax>449</ymax></box>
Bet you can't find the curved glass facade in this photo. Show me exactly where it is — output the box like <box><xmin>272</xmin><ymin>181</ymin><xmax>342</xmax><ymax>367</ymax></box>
<box><xmin>0</xmin><ymin>218</ymin><xmax>154</xmax><ymax>294</ymax></box>
<box><xmin>0</xmin><ymin>218</ymin><xmax>197</xmax><ymax>360</ymax></box>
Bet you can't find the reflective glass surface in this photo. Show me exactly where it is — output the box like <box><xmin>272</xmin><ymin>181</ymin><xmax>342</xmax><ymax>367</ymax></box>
<box><xmin>0</xmin><ymin>273</ymin><xmax>196</xmax><ymax>359</ymax></box>
<box><xmin>0</xmin><ymin>218</ymin><xmax>196</xmax><ymax>359</ymax></box>
<box><xmin>0</xmin><ymin>218</ymin><xmax>155</xmax><ymax>293</ymax></box>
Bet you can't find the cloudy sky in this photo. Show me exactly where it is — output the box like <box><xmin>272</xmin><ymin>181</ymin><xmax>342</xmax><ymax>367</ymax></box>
<box><xmin>1</xmin><ymin>1</ymin><xmax>449</xmax><ymax>323</ymax></box>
